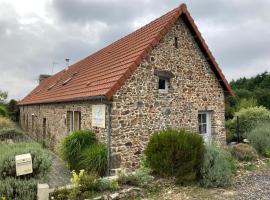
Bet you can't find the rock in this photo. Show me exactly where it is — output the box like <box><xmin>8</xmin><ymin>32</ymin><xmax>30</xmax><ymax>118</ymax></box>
<box><xmin>108</xmin><ymin>193</ymin><xmax>119</xmax><ymax>200</ymax></box>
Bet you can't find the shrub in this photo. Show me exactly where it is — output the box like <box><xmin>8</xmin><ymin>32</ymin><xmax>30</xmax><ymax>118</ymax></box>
<box><xmin>59</xmin><ymin>129</ymin><xmax>97</xmax><ymax>170</ymax></box>
<box><xmin>95</xmin><ymin>177</ymin><xmax>119</xmax><ymax>192</ymax></box>
<box><xmin>0</xmin><ymin>177</ymin><xmax>37</xmax><ymax>200</ymax></box>
<box><xmin>0</xmin><ymin>127</ymin><xmax>24</xmax><ymax>141</ymax></box>
<box><xmin>200</xmin><ymin>143</ymin><xmax>234</xmax><ymax>187</ymax></box>
<box><xmin>145</xmin><ymin>128</ymin><xmax>204</xmax><ymax>183</ymax></box>
<box><xmin>0</xmin><ymin>117</ymin><xmax>14</xmax><ymax>129</ymax></box>
<box><xmin>231</xmin><ymin>143</ymin><xmax>258</xmax><ymax>161</ymax></box>
<box><xmin>226</xmin><ymin>106</ymin><xmax>270</xmax><ymax>140</ymax></box>
<box><xmin>50</xmin><ymin>187</ymin><xmax>70</xmax><ymax>200</ymax></box>
<box><xmin>118</xmin><ymin>167</ymin><xmax>154</xmax><ymax>188</ymax></box>
<box><xmin>0</xmin><ymin>105</ymin><xmax>7</xmax><ymax>117</ymax></box>
<box><xmin>0</xmin><ymin>142</ymin><xmax>52</xmax><ymax>179</ymax></box>
<box><xmin>80</xmin><ymin>143</ymin><xmax>107</xmax><ymax>176</ymax></box>
<box><xmin>247</xmin><ymin>122</ymin><xmax>270</xmax><ymax>157</ymax></box>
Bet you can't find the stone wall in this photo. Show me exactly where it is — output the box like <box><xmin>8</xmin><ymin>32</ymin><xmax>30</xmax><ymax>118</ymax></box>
<box><xmin>19</xmin><ymin>101</ymin><xmax>109</xmax><ymax>151</ymax></box>
<box><xmin>110</xmin><ymin>17</ymin><xmax>226</xmax><ymax>169</ymax></box>
<box><xmin>20</xmin><ymin>16</ymin><xmax>227</xmax><ymax>171</ymax></box>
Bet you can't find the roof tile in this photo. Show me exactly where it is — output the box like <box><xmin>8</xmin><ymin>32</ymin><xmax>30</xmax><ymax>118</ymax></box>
<box><xmin>19</xmin><ymin>4</ymin><xmax>233</xmax><ymax>105</ymax></box>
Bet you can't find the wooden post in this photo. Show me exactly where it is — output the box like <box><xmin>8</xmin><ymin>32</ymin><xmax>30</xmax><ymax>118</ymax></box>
<box><xmin>37</xmin><ymin>183</ymin><xmax>49</xmax><ymax>200</ymax></box>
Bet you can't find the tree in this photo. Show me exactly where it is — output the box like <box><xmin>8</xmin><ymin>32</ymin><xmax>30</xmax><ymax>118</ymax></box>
<box><xmin>0</xmin><ymin>90</ymin><xmax>8</xmax><ymax>104</ymax></box>
<box><xmin>7</xmin><ymin>99</ymin><xmax>19</xmax><ymax>122</ymax></box>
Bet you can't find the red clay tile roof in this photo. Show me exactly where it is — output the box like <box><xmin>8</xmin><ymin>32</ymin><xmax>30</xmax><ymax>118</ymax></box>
<box><xmin>19</xmin><ymin>4</ymin><xmax>233</xmax><ymax>105</ymax></box>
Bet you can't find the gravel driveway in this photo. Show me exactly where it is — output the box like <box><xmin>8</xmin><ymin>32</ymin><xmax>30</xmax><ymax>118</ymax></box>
<box><xmin>233</xmin><ymin>170</ymin><xmax>270</xmax><ymax>200</ymax></box>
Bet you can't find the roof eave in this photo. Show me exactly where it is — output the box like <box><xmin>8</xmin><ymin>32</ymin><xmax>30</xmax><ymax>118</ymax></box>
<box><xmin>18</xmin><ymin>95</ymin><xmax>109</xmax><ymax>106</ymax></box>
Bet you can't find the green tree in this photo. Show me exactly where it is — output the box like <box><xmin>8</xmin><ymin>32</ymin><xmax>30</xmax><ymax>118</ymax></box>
<box><xmin>0</xmin><ymin>90</ymin><xmax>8</xmax><ymax>104</ymax></box>
<box><xmin>7</xmin><ymin>99</ymin><xmax>20</xmax><ymax>122</ymax></box>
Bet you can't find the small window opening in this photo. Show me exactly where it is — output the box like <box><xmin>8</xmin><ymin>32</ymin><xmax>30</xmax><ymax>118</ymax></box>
<box><xmin>174</xmin><ymin>37</ymin><xmax>179</xmax><ymax>48</ymax></box>
<box><xmin>42</xmin><ymin>118</ymin><xmax>47</xmax><ymax>139</ymax></box>
<box><xmin>31</xmin><ymin>114</ymin><xmax>35</xmax><ymax>131</ymax></box>
<box><xmin>67</xmin><ymin>111</ymin><xmax>81</xmax><ymax>133</ymax></box>
<box><xmin>158</xmin><ymin>77</ymin><xmax>169</xmax><ymax>93</ymax></box>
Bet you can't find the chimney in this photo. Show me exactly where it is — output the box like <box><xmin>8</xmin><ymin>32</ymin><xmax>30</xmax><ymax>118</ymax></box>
<box><xmin>39</xmin><ymin>74</ymin><xmax>51</xmax><ymax>84</ymax></box>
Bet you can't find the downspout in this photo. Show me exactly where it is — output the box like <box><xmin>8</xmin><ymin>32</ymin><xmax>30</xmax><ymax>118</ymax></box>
<box><xmin>107</xmin><ymin>103</ymin><xmax>112</xmax><ymax>176</ymax></box>
<box><xmin>102</xmin><ymin>101</ymin><xmax>112</xmax><ymax>176</ymax></box>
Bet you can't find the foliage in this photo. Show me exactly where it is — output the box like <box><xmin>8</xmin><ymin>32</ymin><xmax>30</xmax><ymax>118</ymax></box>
<box><xmin>200</xmin><ymin>143</ymin><xmax>234</xmax><ymax>187</ymax></box>
<box><xmin>95</xmin><ymin>177</ymin><xmax>119</xmax><ymax>192</ymax></box>
<box><xmin>51</xmin><ymin>171</ymin><xmax>118</xmax><ymax>200</ymax></box>
<box><xmin>59</xmin><ymin>129</ymin><xmax>97</xmax><ymax>171</ymax></box>
<box><xmin>230</xmin><ymin>143</ymin><xmax>258</xmax><ymax>161</ymax></box>
<box><xmin>247</xmin><ymin>122</ymin><xmax>270</xmax><ymax>157</ymax></box>
<box><xmin>0</xmin><ymin>177</ymin><xmax>37</xmax><ymax>200</ymax></box>
<box><xmin>145</xmin><ymin>128</ymin><xmax>204</xmax><ymax>184</ymax></box>
<box><xmin>0</xmin><ymin>142</ymin><xmax>52</xmax><ymax>179</ymax></box>
<box><xmin>0</xmin><ymin>117</ymin><xmax>14</xmax><ymax>129</ymax></box>
<box><xmin>7</xmin><ymin>99</ymin><xmax>20</xmax><ymax>122</ymax></box>
<box><xmin>0</xmin><ymin>105</ymin><xmax>7</xmax><ymax>117</ymax></box>
<box><xmin>0</xmin><ymin>90</ymin><xmax>8</xmax><ymax>104</ymax></box>
<box><xmin>80</xmin><ymin>143</ymin><xmax>107</xmax><ymax>176</ymax></box>
<box><xmin>227</xmin><ymin>72</ymin><xmax>270</xmax><ymax>119</ymax></box>
<box><xmin>0</xmin><ymin>127</ymin><xmax>24</xmax><ymax>141</ymax></box>
<box><xmin>226</xmin><ymin>106</ymin><xmax>270</xmax><ymax>141</ymax></box>
<box><xmin>69</xmin><ymin>170</ymin><xmax>86</xmax><ymax>199</ymax></box>
<box><xmin>118</xmin><ymin>167</ymin><xmax>154</xmax><ymax>188</ymax></box>
<box><xmin>49</xmin><ymin>187</ymin><xmax>70</xmax><ymax>200</ymax></box>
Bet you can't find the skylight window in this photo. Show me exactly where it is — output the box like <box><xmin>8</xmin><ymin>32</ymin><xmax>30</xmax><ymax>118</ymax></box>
<box><xmin>48</xmin><ymin>83</ymin><xmax>57</xmax><ymax>90</ymax></box>
<box><xmin>35</xmin><ymin>89</ymin><xmax>41</xmax><ymax>94</ymax></box>
<box><xmin>62</xmin><ymin>77</ymin><xmax>73</xmax><ymax>85</ymax></box>
<box><xmin>62</xmin><ymin>71</ymin><xmax>79</xmax><ymax>86</ymax></box>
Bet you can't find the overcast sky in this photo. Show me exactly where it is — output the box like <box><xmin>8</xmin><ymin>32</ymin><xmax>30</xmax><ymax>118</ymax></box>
<box><xmin>0</xmin><ymin>0</ymin><xmax>269</xmax><ymax>100</ymax></box>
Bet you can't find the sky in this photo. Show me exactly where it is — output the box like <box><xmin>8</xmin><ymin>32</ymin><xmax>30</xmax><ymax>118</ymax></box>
<box><xmin>0</xmin><ymin>0</ymin><xmax>269</xmax><ymax>100</ymax></box>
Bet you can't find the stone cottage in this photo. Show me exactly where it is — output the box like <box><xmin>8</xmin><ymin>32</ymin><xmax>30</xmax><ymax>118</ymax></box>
<box><xmin>19</xmin><ymin>4</ymin><xmax>233</xmax><ymax>173</ymax></box>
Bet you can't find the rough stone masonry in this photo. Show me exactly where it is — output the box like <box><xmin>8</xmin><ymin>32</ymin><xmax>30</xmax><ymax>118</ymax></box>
<box><xmin>20</xmin><ymin>16</ymin><xmax>226</xmax><ymax>171</ymax></box>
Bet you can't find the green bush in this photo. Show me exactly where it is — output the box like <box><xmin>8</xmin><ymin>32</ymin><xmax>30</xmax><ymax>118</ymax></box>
<box><xmin>95</xmin><ymin>177</ymin><xmax>118</xmax><ymax>192</ymax></box>
<box><xmin>59</xmin><ymin>129</ymin><xmax>97</xmax><ymax>170</ymax></box>
<box><xmin>118</xmin><ymin>167</ymin><xmax>154</xmax><ymax>188</ymax></box>
<box><xmin>80</xmin><ymin>143</ymin><xmax>107</xmax><ymax>176</ymax></box>
<box><xmin>0</xmin><ymin>127</ymin><xmax>24</xmax><ymax>141</ymax></box>
<box><xmin>200</xmin><ymin>143</ymin><xmax>234</xmax><ymax>187</ymax></box>
<box><xmin>247</xmin><ymin>122</ymin><xmax>270</xmax><ymax>157</ymax></box>
<box><xmin>231</xmin><ymin>143</ymin><xmax>258</xmax><ymax>161</ymax></box>
<box><xmin>0</xmin><ymin>177</ymin><xmax>37</xmax><ymax>200</ymax></box>
<box><xmin>0</xmin><ymin>117</ymin><xmax>14</xmax><ymax>129</ymax></box>
<box><xmin>226</xmin><ymin>106</ymin><xmax>270</xmax><ymax>140</ymax></box>
<box><xmin>0</xmin><ymin>105</ymin><xmax>7</xmax><ymax>117</ymax></box>
<box><xmin>145</xmin><ymin>128</ymin><xmax>204</xmax><ymax>183</ymax></box>
<box><xmin>50</xmin><ymin>187</ymin><xmax>70</xmax><ymax>200</ymax></box>
<box><xmin>0</xmin><ymin>142</ymin><xmax>52</xmax><ymax>179</ymax></box>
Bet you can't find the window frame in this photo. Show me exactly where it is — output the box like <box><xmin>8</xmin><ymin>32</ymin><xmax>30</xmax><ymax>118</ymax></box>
<box><xmin>67</xmin><ymin>111</ymin><xmax>81</xmax><ymax>133</ymax></box>
<box><xmin>198</xmin><ymin>111</ymin><xmax>212</xmax><ymax>141</ymax></box>
<box><xmin>158</xmin><ymin>77</ymin><xmax>169</xmax><ymax>94</ymax></box>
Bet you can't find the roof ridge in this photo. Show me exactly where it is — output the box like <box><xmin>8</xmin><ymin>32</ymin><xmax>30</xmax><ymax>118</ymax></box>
<box><xmin>20</xmin><ymin>3</ymin><xmax>233</xmax><ymax>105</ymax></box>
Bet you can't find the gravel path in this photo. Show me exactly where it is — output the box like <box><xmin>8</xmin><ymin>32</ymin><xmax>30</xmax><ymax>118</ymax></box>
<box><xmin>47</xmin><ymin>151</ymin><xmax>70</xmax><ymax>188</ymax></box>
<box><xmin>233</xmin><ymin>170</ymin><xmax>270</xmax><ymax>200</ymax></box>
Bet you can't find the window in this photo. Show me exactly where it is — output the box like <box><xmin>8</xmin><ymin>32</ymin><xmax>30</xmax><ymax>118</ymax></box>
<box><xmin>74</xmin><ymin>111</ymin><xmax>81</xmax><ymax>130</ymax></box>
<box><xmin>198</xmin><ymin>113</ymin><xmax>207</xmax><ymax>134</ymax></box>
<box><xmin>174</xmin><ymin>37</ymin><xmax>179</xmax><ymax>48</ymax></box>
<box><xmin>42</xmin><ymin>118</ymin><xmax>47</xmax><ymax>139</ymax></box>
<box><xmin>158</xmin><ymin>77</ymin><xmax>169</xmax><ymax>93</ymax></box>
<box><xmin>31</xmin><ymin>114</ymin><xmax>35</xmax><ymax>131</ymax></box>
<box><xmin>67</xmin><ymin>111</ymin><xmax>81</xmax><ymax>133</ymax></box>
<box><xmin>26</xmin><ymin>115</ymin><xmax>28</xmax><ymax>130</ymax></box>
<box><xmin>198</xmin><ymin>112</ymin><xmax>211</xmax><ymax>141</ymax></box>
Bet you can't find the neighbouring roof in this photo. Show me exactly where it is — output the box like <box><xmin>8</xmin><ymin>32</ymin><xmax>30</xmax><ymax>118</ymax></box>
<box><xmin>19</xmin><ymin>4</ymin><xmax>234</xmax><ymax>105</ymax></box>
